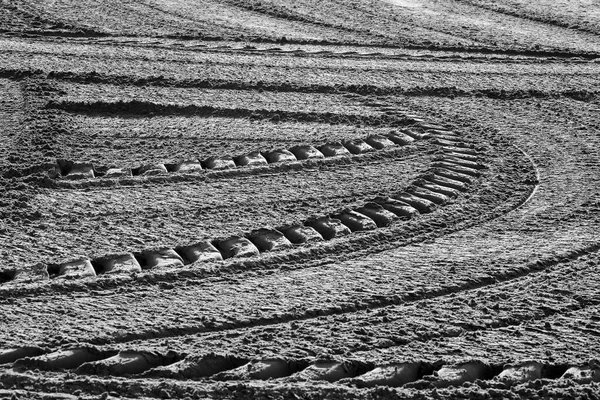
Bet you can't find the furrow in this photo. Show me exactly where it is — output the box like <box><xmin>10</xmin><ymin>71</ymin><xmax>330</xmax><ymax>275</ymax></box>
<box><xmin>21</xmin><ymin>34</ymin><xmax>600</xmax><ymax>60</ymax></box>
<box><xmin>3</xmin><ymin>28</ymin><xmax>600</xmax><ymax>59</ymax></box>
<box><xmin>2</xmin><ymin>68</ymin><xmax>598</xmax><ymax>101</ymax></box>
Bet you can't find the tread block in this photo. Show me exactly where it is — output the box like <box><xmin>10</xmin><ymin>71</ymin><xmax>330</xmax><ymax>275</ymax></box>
<box><xmin>289</xmin><ymin>361</ymin><xmax>370</xmax><ymax>383</ymax></box>
<box><xmin>0</xmin><ymin>347</ymin><xmax>45</xmax><ymax>365</ymax></box>
<box><xmin>77</xmin><ymin>351</ymin><xmax>177</xmax><ymax>376</ymax></box>
<box><xmin>432</xmin><ymin>161</ymin><xmax>480</xmax><ymax>177</ymax></box>
<box><xmin>212</xmin><ymin>359</ymin><xmax>307</xmax><ymax>380</ymax></box>
<box><xmin>427</xmin><ymin>129</ymin><xmax>455</xmax><ymax>136</ymax></box>
<box><xmin>262</xmin><ymin>149</ymin><xmax>297</xmax><ymax>163</ymax></box>
<box><xmin>408</xmin><ymin>187</ymin><xmax>449</xmax><ymax>205</ymax></box>
<box><xmin>438</xmin><ymin>156</ymin><xmax>485</xmax><ymax>170</ymax></box>
<box><xmin>560</xmin><ymin>366</ymin><xmax>600</xmax><ymax>383</ymax></box>
<box><xmin>343</xmin><ymin>362</ymin><xmax>422</xmax><ymax>387</ymax></box>
<box><xmin>441</xmin><ymin>151</ymin><xmax>480</xmax><ymax>162</ymax></box>
<box><xmin>235</xmin><ymin>151</ymin><xmax>268</xmax><ymax>167</ymax></box>
<box><xmin>247</xmin><ymin>228</ymin><xmax>292</xmax><ymax>252</ymax></box>
<box><xmin>203</xmin><ymin>156</ymin><xmax>236</xmax><ymax>170</ymax></box>
<box><xmin>430</xmin><ymin>134</ymin><xmax>465</xmax><ymax>143</ymax></box>
<box><xmin>306</xmin><ymin>217</ymin><xmax>352</xmax><ymax>240</ymax></box>
<box><xmin>393</xmin><ymin>193</ymin><xmax>436</xmax><ymax>214</ymax></box>
<box><xmin>432</xmin><ymin>138</ymin><xmax>473</xmax><ymax>148</ymax></box>
<box><xmin>418</xmin><ymin>123</ymin><xmax>449</xmax><ymax>131</ymax></box>
<box><xmin>415</xmin><ymin>181</ymin><xmax>460</xmax><ymax>198</ymax></box>
<box><xmin>174</xmin><ymin>161</ymin><xmax>203</xmax><ymax>173</ymax></box>
<box><xmin>354</xmin><ymin>203</ymin><xmax>398</xmax><ymax>227</ymax></box>
<box><xmin>93</xmin><ymin>253</ymin><xmax>142</xmax><ymax>275</ymax></box>
<box><xmin>365</xmin><ymin>135</ymin><xmax>396</xmax><ymax>150</ymax></box>
<box><xmin>144</xmin><ymin>353</ymin><xmax>247</xmax><ymax>379</ymax></box>
<box><xmin>318</xmin><ymin>143</ymin><xmax>351</xmax><ymax>157</ymax></box>
<box><xmin>64</xmin><ymin>162</ymin><xmax>95</xmax><ymax>180</ymax></box>
<box><xmin>138</xmin><ymin>164</ymin><xmax>168</xmax><ymax>176</ymax></box>
<box><xmin>279</xmin><ymin>225</ymin><xmax>323</xmax><ymax>244</ymax></box>
<box><xmin>176</xmin><ymin>241</ymin><xmax>223</xmax><ymax>264</ymax></box>
<box><xmin>13</xmin><ymin>347</ymin><xmax>111</xmax><ymax>370</ymax></box>
<box><xmin>400</xmin><ymin>129</ymin><xmax>430</xmax><ymax>140</ymax></box>
<box><xmin>52</xmin><ymin>258</ymin><xmax>96</xmax><ymax>279</ymax></box>
<box><xmin>104</xmin><ymin>167</ymin><xmax>132</xmax><ymax>178</ymax></box>
<box><xmin>374</xmin><ymin>197</ymin><xmax>420</xmax><ymax>219</ymax></box>
<box><xmin>216</xmin><ymin>236</ymin><xmax>261</xmax><ymax>259</ymax></box>
<box><xmin>430</xmin><ymin>361</ymin><xmax>488</xmax><ymax>388</ymax></box>
<box><xmin>289</xmin><ymin>145</ymin><xmax>324</xmax><ymax>160</ymax></box>
<box><xmin>386</xmin><ymin>131</ymin><xmax>415</xmax><ymax>145</ymax></box>
<box><xmin>496</xmin><ymin>362</ymin><xmax>545</xmax><ymax>385</ymax></box>
<box><xmin>432</xmin><ymin>168</ymin><xmax>475</xmax><ymax>184</ymax></box>
<box><xmin>137</xmin><ymin>248</ymin><xmax>185</xmax><ymax>269</ymax></box>
<box><xmin>332</xmin><ymin>210</ymin><xmax>377</xmax><ymax>232</ymax></box>
<box><xmin>440</xmin><ymin>146</ymin><xmax>480</xmax><ymax>156</ymax></box>
<box><xmin>426</xmin><ymin>174</ymin><xmax>468</xmax><ymax>191</ymax></box>
<box><xmin>404</xmin><ymin>115</ymin><xmax>426</xmax><ymax>123</ymax></box>
<box><xmin>342</xmin><ymin>139</ymin><xmax>375</xmax><ymax>155</ymax></box>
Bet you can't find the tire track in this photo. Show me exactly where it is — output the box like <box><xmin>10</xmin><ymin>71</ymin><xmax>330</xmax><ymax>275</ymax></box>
<box><xmin>0</xmin><ymin>119</ymin><xmax>538</xmax><ymax>302</ymax></box>
<box><xmin>2</xmin><ymin>321</ymin><xmax>598</xmax><ymax>391</ymax></box>
<box><xmin>0</xmin><ymin>154</ymin><xmax>543</xmax><ymax>349</ymax></box>
<box><xmin>5</xmin><ymin>28</ymin><xmax>600</xmax><ymax>59</ymax></box>
<box><xmin>1</xmin><ymin>128</ymin><xmax>488</xmax><ymax>286</ymax></box>
<box><xmin>44</xmin><ymin>146</ymin><xmax>426</xmax><ymax>191</ymax></box>
<box><xmin>2</xmin><ymin>68</ymin><xmax>596</xmax><ymax>101</ymax></box>
<box><xmin>3</xmin><ymin>75</ymin><xmax>419</xmax><ymax>180</ymax></box>
<box><xmin>36</xmin><ymin>97</ymin><xmax>423</xmax><ymax>182</ymax></box>
<box><xmin>22</xmin><ymin>245</ymin><xmax>599</xmax><ymax>357</ymax></box>
<box><xmin>1</xmin><ymin>363</ymin><xmax>599</xmax><ymax>400</ymax></box>
<box><xmin>3</xmin><ymin>355</ymin><xmax>598</xmax><ymax>389</ymax></box>
<box><xmin>0</xmin><ymin>80</ymin><xmax>539</xmax><ymax>304</ymax></box>
<box><xmin>3</xmin><ymin>250</ymin><xmax>599</xmax><ymax>393</ymax></box>
<box><xmin>38</xmin><ymin>124</ymin><xmax>426</xmax><ymax>182</ymax></box>
<box><xmin>55</xmin><ymin>242</ymin><xmax>600</xmax><ymax>348</ymax></box>
<box><xmin>1</xmin><ymin>78</ymin><xmax>506</xmax><ymax>280</ymax></box>
<box><xmin>6</xmin><ymin>35</ymin><xmax>600</xmax><ymax>63</ymax></box>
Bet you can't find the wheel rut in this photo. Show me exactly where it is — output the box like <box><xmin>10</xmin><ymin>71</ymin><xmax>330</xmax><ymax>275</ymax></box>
<box><xmin>1</xmin><ymin>75</ymin><xmax>536</xmax><ymax>288</ymax></box>
<box><xmin>0</xmin><ymin>109</ymin><xmax>535</xmax><ymax>292</ymax></box>
<box><xmin>3</xmin><ymin>246</ymin><xmax>599</xmax><ymax>394</ymax></box>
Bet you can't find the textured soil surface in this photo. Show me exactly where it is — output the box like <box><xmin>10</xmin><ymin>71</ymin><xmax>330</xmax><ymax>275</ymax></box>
<box><xmin>1</xmin><ymin>1</ymin><xmax>600</xmax><ymax>399</ymax></box>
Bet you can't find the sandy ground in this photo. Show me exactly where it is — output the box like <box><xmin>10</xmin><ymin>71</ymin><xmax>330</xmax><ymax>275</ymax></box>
<box><xmin>1</xmin><ymin>1</ymin><xmax>600</xmax><ymax>399</ymax></box>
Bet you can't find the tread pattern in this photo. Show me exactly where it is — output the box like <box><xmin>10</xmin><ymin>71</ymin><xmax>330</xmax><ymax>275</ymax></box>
<box><xmin>2</xmin><ymin>126</ymin><xmax>490</xmax><ymax>285</ymax></box>
<box><xmin>2</xmin><ymin>348</ymin><xmax>598</xmax><ymax>388</ymax></box>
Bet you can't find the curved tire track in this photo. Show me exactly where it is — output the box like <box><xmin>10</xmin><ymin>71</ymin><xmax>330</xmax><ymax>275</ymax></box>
<box><xmin>2</xmin><ymin>127</ymin><xmax>491</xmax><ymax>287</ymax></box>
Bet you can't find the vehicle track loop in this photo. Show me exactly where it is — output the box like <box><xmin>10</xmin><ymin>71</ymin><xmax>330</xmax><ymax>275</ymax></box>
<box><xmin>1</xmin><ymin>124</ymin><xmax>493</xmax><ymax>287</ymax></box>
